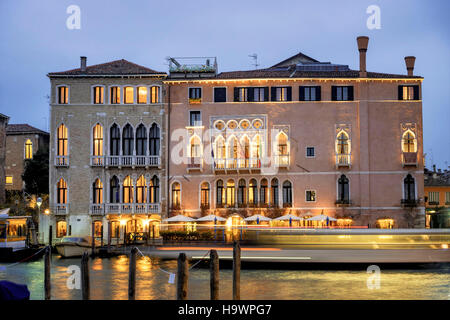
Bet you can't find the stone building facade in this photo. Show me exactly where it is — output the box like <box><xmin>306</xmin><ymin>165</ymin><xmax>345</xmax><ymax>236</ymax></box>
<box><xmin>42</xmin><ymin>58</ymin><xmax>167</xmax><ymax>243</ymax></box>
<box><xmin>165</xmin><ymin>36</ymin><xmax>425</xmax><ymax>228</ymax></box>
<box><xmin>0</xmin><ymin>113</ymin><xmax>10</xmax><ymax>204</ymax></box>
<box><xmin>5</xmin><ymin>124</ymin><xmax>49</xmax><ymax>192</ymax></box>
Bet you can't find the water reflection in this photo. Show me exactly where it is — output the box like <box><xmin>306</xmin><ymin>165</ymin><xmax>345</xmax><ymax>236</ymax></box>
<box><xmin>1</xmin><ymin>255</ymin><xmax>449</xmax><ymax>300</ymax></box>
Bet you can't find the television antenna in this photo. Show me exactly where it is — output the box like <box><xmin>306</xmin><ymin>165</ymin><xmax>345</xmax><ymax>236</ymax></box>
<box><xmin>249</xmin><ymin>54</ymin><xmax>259</xmax><ymax>69</ymax></box>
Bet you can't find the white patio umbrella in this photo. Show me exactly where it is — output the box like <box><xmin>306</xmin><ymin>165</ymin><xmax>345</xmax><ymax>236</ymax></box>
<box><xmin>273</xmin><ymin>214</ymin><xmax>302</xmax><ymax>221</ymax></box>
<box><xmin>162</xmin><ymin>214</ymin><xmax>196</xmax><ymax>222</ymax></box>
<box><xmin>307</xmin><ymin>214</ymin><xmax>337</xmax><ymax>221</ymax></box>
<box><xmin>196</xmin><ymin>214</ymin><xmax>226</xmax><ymax>222</ymax></box>
<box><xmin>244</xmin><ymin>214</ymin><xmax>272</xmax><ymax>222</ymax></box>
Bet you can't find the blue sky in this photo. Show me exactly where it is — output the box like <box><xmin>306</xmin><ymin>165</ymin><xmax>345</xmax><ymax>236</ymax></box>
<box><xmin>1</xmin><ymin>0</ymin><xmax>449</xmax><ymax>169</ymax></box>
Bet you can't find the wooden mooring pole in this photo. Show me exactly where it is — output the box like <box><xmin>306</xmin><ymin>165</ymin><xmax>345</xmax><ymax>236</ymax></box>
<box><xmin>233</xmin><ymin>241</ymin><xmax>241</xmax><ymax>300</ymax></box>
<box><xmin>177</xmin><ymin>253</ymin><xmax>188</xmax><ymax>300</ymax></box>
<box><xmin>210</xmin><ymin>249</ymin><xmax>219</xmax><ymax>300</ymax></box>
<box><xmin>48</xmin><ymin>225</ymin><xmax>52</xmax><ymax>248</ymax></box>
<box><xmin>128</xmin><ymin>247</ymin><xmax>137</xmax><ymax>300</ymax></box>
<box><xmin>107</xmin><ymin>221</ymin><xmax>111</xmax><ymax>251</ymax></box>
<box><xmin>44</xmin><ymin>246</ymin><xmax>51</xmax><ymax>300</ymax></box>
<box><xmin>100</xmin><ymin>226</ymin><xmax>104</xmax><ymax>247</ymax></box>
<box><xmin>81</xmin><ymin>252</ymin><xmax>90</xmax><ymax>300</ymax></box>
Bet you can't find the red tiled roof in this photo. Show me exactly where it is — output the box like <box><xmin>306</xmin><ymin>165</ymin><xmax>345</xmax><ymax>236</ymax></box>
<box><xmin>6</xmin><ymin>124</ymin><xmax>49</xmax><ymax>135</ymax></box>
<box><xmin>48</xmin><ymin>59</ymin><xmax>166</xmax><ymax>76</ymax></box>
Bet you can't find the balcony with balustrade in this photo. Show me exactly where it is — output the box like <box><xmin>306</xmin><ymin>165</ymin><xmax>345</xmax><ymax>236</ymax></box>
<box><xmin>52</xmin><ymin>204</ymin><xmax>68</xmax><ymax>215</ymax></box>
<box><xmin>275</xmin><ymin>154</ymin><xmax>290</xmax><ymax>168</ymax></box>
<box><xmin>336</xmin><ymin>154</ymin><xmax>351</xmax><ymax>167</ymax></box>
<box><xmin>105</xmin><ymin>155</ymin><xmax>161</xmax><ymax>168</ymax></box>
<box><xmin>213</xmin><ymin>158</ymin><xmax>261</xmax><ymax>173</ymax></box>
<box><xmin>104</xmin><ymin>203</ymin><xmax>161</xmax><ymax>215</ymax></box>
<box><xmin>187</xmin><ymin>157</ymin><xmax>203</xmax><ymax>172</ymax></box>
<box><xmin>55</xmin><ymin>156</ymin><xmax>69</xmax><ymax>167</ymax></box>
<box><xmin>402</xmin><ymin>152</ymin><xmax>418</xmax><ymax>167</ymax></box>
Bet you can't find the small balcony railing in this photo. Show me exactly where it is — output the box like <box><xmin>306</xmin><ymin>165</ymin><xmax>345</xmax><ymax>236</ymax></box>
<box><xmin>213</xmin><ymin>158</ymin><xmax>261</xmax><ymax>172</ymax></box>
<box><xmin>275</xmin><ymin>155</ymin><xmax>290</xmax><ymax>167</ymax></box>
<box><xmin>401</xmin><ymin>199</ymin><xmax>420</xmax><ymax>207</ymax></box>
<box><xmin>336</xmin><ymin>154</ymin><xmax>351</xmax><ymax>167</ymax></box>
<box><xmin>90</xmin><ymin>204</ymin><xmax>105</xmax><ymax>215</ymax></box>
<box><xmin>55</xmin><ymin>156</ymin><xmax>69</xmax><ymax>167</ymax></box>
<box><xmin>105</xmin><ymin>155</ymin><xmax>161</xmax><ymax>167</ymax></box>
<box><xmin>187</xmin><ymin>157</ymin><xmax>202</xmax><ymax>171</ymax></box>
<box><xmin>53</xmin><ymin>204</ymin><xmax>68</xmax><ymax>215</ymax></box>
<box><xmin>105</xmin><ymin>203</ymin><xmax>161</xmax><ymax>214</ymax></box>
<box><xmin>402</xmin><ymin>152</ymin><xmax>417</xmax><ymax>167</ymax></box>
<box><xmin>335</xmin><ymin>199</ymin><xmax>352</xmax><ymax>206</ymax></box>
<box><xmin>90</xmin><ymin>156</ymin><xmax>104</xmax><ymax>167</ymax></box>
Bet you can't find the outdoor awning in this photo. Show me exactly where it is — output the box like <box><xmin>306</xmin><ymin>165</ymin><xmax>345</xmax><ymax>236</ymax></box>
<box><xmin>307</xmin><ymin>214</ymin><xmax>337</xmax><ymax>221</ymax></box>
<box><xmin>273</xmin><ymin>214</ymin><xmax>302</xmax><ymax>221</ymax></box>
<box><xmin>196</xmin><ymin>214</ymin><xmax>226</xmax><ymax>222</ymax></box>
<box><xmin>244</xmin><ymin>214</ymin><xmax>272</xmax><ymax>222</ymax></box>
<box><xmin>162</xmin><ymin>215</ymin><xmax>196</xmax><ymax>222</ymax></box>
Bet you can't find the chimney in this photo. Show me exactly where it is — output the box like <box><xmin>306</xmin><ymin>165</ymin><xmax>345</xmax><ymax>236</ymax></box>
<box><xmin>80</xmin><ymin>56</ymin><xmax>87</xmax><ymax>72</ymax></box>
<box><xmin>356</xmin><ymin>36</ymin><xmax>369</xmax><ymax>77</ymax></box>
<box><xmin>433</xmin><ymin>164</ymin><xmax>436</xmax><ymax>172</ymax></box>
<box><xmin>404</xmin><ymin>56</ymin><xmax>415</xmax><ymax>76</ymax></box>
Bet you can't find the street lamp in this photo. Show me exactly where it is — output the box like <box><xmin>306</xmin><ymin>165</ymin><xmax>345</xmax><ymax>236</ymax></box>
<box><xmin>36</xmin><ymin>197</ymin><xmax>42</xmax><ymax>216</ymax></box>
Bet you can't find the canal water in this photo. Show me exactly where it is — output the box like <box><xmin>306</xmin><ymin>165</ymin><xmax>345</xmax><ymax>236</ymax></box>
<box><xmin>1</xmin><ymin>254</ymin><xmax>449</xmax><ymax>300</ymax></box>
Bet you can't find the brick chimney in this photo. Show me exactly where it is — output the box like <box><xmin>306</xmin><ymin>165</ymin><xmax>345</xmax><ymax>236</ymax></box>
<box><xmin>357</xmin><ymin>36</ymin><xmax>369</xmax><ymax>77</ymax></box>
<box><xmin>80</xmin><ymin>56</ymin><xmax>87</xmax><ymax>72</ymax></box>
<box><xmin>404</xmin><ymin>56</ymin><xmax>415</xmax><ymax>76</ymax></box>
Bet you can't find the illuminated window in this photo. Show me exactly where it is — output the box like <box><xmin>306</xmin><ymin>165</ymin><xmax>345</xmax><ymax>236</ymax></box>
<box><xmin>136</xmin><ymin>124</ymin><xmax>147</xmax><ymax>156</ymax></box>
<box><xmin>94</xmin><ymin>221</ymin><xmax>102</xmax><ymax>237</ymax></box>
<box><xmin>110</xmin><ymin>124</ymin><xmax>120</xmax><ymax>156</ymax></box>
<box><xmin>149</xmin><ymin>123</ymin><xmax>160</xmax><ymax>156</ymax></box>
<box><xmin>110</xmin><ymin>176</ymin><xmax>120</xmax><ymax>204</ymax></box>
<box><xmin>216</xmin><ymin>180</ymin><xmax>224</xmax><ymax>206</ymax></box>
<box><xmin>122</xmin><ymin>124</ymin><xmax>134</xmax><ymax>156</ymax></box>
<box><xmin>252</xmin><ymin>135</ymin><xmax>261</xmax><ymax>159</ymax></box>
<box><xmin>201</xmin><ymin>182</ymin><xmax>210</xmax><ymax>208</ymax></box>
<box><xmin>136</xmin><ymin>175</ymin><xmax>147</xmax><ymax>203</ymax></box>
<box><xmin>5</xmin><ymin>176</ymin><xmax>13</xmax><ymax>185</ymax></box>
<box><xmin>237</xmin><ymin>88</ymin><xmax>248</xmax><ymax>102</ymax></box>
<box><xmin>58</xmin><ymin>86</ymin><xmax>68</xmax><ymax>104</ymax></box>
<box><xmin>238</xmin><ymin>179</ymin><xmax>246</xmax><ymax>206</ymax></box>
<box><xmin>57</xmin><ymin>178</ymin><xmax>67</xmax><ymax>204</ymax></box>
<box><xmin>124</xmin><ymin>87</ymin><xmax>134</xmax><ymax>104</ymax></box>
<box><xmin>92</xmin><ymin>179</ymin><xmax>103</xmax><ymax>204</ymax></box>
<box><xmin>336</xmin><ymin>131</ymin><xmax>350</xmax><ymax>155</ymax></box>
<box><xmin>272</xmin><ymin>87</ymin><xmax>291</xmax><ymax>102</ymax></box>
<box><xmin>399</xmin><ymin>85</ymin><xmax>419</xmax><ymax>100</ymax></box>
<box><xmin>110</xmin><ymin>87</ymin><xmax>121</xmax><ymax>104</ymax></box>
<box><xmin>241</xmin><ymin>136</ymin><xmax>250</xmax><ymax>167</ymax></box>
<box><xmin>271</xmin><ymin>178</ymin><xmax>279</xmax><ymax>206</ymax></box>
<box><xmin>92</xmin><ymin>123</ymin><xmax>103</xmax><ymax>156</ymax></box>
<box><xmin>149</xmin><ymin>176</ymin><xmax>159</xmax><ymax>203</ymax></box>
<box><xmin>277</xmin><ymin>132</ymin><xmax>289</xmax><ymax>156</ymax></box>
<box><xmin>190</xmin><ymin>135</ymin><xmax>201</xmax><ymax>158</ymax></box>
<box><xmin>283</xmin><ymin>181</ymin><xmax>292</xmax><ymax>206</ymax></box>
<box><xmin>249</xmin><ymin>179</ymin><xmax>258</xmax><ymax>205</ymax></box>
<box><xmin>57</xmin><ymin>124</ymin><xmax>68</xmax><ymax>156</ymax></box>
<box><xmin>137</xmin><ymin>87</ymin><xmax>148</xmax><ymax>104</ymax></box>
<box><xmin>260</xmin><ymin>178</ymin><xmax>268</xmax><ymax>205</ymax></box>
<box><xmin>150</xmin><ymin>86</ymin><xmax>160</xmax><ymax>103</ymax></box>
<box><xmin>56</xmin><ymin>221</ymin><xmax>67</xmax><ymax>238</ymax></box>
<box><xmin>172</xmin><ymin>182</ymin><xmax>181</xmax><ymax>208</ymax></box>
<box><xmin>377</xmin><ymin>218</ymin><xmax>394</xmax><ymax>229</ymax></box>
<box><xmin>111</xmin><ymin>221</ymin><xmax>120</xmax><ymax>238</ymax></box>
<box><xmin>123</xmin><ymin>176</ymin><xmax>133</xmax><ymax>203</ymax></box>
<box><xmin>214</xmin><ymin>136</ymin><xmax>226</xmax><ymax>163</ymax></box>
<box><xmin>93</xmin><ymin>86</ymin><xmax>104</xmax><ymax>104</ymax></box>
<box><xmin>226</xmin><ymin>180</ymin><xmax>235</xmax><ymax>207</ymax></box>
<box><xmin>402</xmin><ymin>131</ymin><xmax>417</xmax><ymax>152</ymax></box>
<box><xmin>306</xmin><ymin>190</ymin><xmax>316</xmax><ymax>202</ymax></box>
<box><xmin>25</xmin><ymin>139</ymin><xmax>33</xmax><ymax>159</ymax></box>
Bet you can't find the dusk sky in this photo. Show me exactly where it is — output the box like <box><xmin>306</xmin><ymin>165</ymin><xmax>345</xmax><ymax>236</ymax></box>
<box><xmin>1</xmin><ymin>0</ymin><xmax>449</xmax><ymax>168</ymax></box>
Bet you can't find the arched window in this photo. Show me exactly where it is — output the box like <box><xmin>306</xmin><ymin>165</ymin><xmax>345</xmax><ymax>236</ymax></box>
<box><xmin>137</xmin><ymin>87</ymin><xmax>148</xmax><ymax>104</ymax></box>
<box><xmin>201</xmin><ymin>182</ymin><xmax>210</xmax><ymax>208</ymax></box>
<box><xmin>216</xmin><ymin>180</ymin><xmax>224</xmax><ymax>206</ymax></box>
<box><xmin>136</xmin><ymin>175</ymin><xmax>147</xmax><ymax>203</ymax></box>
<box><xmin>150</xmin><ymin>86</ymin><xmax>160</xmax><ymax>104</ymax></box>
<box><xmin>92</xmin><ymin>178</ymin><xmax>103</xmax><ymax>204</ymax></box>
<box><xmin>136</xmin><ymin>124</ymin><xmax>147</xmax><ymax>156</ymax></box>
<box><xmin>238</xmin><ymin>179</ymin><xmax>246</xmax><ymax>206</ymax></box>
<box><xmin>57</xmin><ymin>178</ymin><xmax>67</xmax><ymax>204</ymax></box>
<box><xmin>214</xmin><ymin>136</ymin><xmax>226</xmax><ymax>169</ymax></box>
<box><xmin>260</xmin><ymin>178</ymin><xmax>268</xmax><ymax>205</ymax></box>
<box><xmin>190</xmin><ymin>135</ymin><xmax>201</xmax><ymax>158</ymax></box>
<box><xmin>57</xmin><ymin>124</ymin><xmax>68</xmax><ymax>156</ymax></box>
<box><xmin>271</xmin><ymin>178</ymin><xmax>279</xmax><ymax>207</ymax></box>
<box><xmin>336</xmin><ymin>131</ymin><xmax>350</xmax><ymax>155</ymax></box>
<box><xmin>403</xmin><ymin>174</ymin><xmax>415</xmax><ymax>201</ymax></box>
<box><xmin>228</xmin><ymin>136</ymin><xmax>238</xmax><ymax>168</ymax></box>
<box><xmin>241</xmin><ymin>136</ymin><xmax>250</xmax><ymax>163</ymax></box>
<box><xmin>282</xmin><ymin>181</ymin><xmax>292</xmax><ymax>206</ymax></box>
<box><xmin>249</xmin><ymin>178</ymin><xmax>258</xmax><ymax>205</ymax></box>
<box><xmin>110</xmin><ymin>124</ymin><xmax>120</xmax><ymax>156</ymax></box>
<box><xmin>277</xmin><ymin>132</ymin><xmax>288</xmax><ymax>156</ymax></box>
<box><xmin>252</xmin><ymin>135</ymin><xmax>261</xmax><ymax>159</ymax></box>
<box><xmin>402</xmin><ymin>131</ymin><xmax>417</xmax><ymax>153</ymax></box>
<box><xmin>25</xmin><ymin>139</ymin><xmax>33</xmax><ymax>159</ymax></box>
<box><xmin>172</xmin><ymin>182</ymin><xmax>181</xmax><ymax>208</ymax></box>
<box><xmin>110</xmin><ymin>176</ymin><xmax>120</xmax><ymax>203</ymax></box>
<box><xmin>226</xmin><ymin>180</ymin><xmax>235</xmax><ymax>207</ymax></box>
<box><xmin>93</xmin><ymin>124</ymin><xmax>103</xmax><ymax>156</ymax></box>
<box><xmin>56</xmin><ymin>221</ymin><xmax>67</xmax><ymax>238</ymax></box>
<box><xmin>338</xmin><ymin>175</ymin><xmax>349</xmax><ymax>202</ymax></box>
<box><xmin>122</xmin><ymin>124</ymin><xmax>134</xmax><ymax>156</ymax></box>
<box><xmin>94</xmin><ymin>221</ymin><xmax>102</xmax><ymax>237</ymax></box>
<box><xmin>123</xmin><ymin>176</ymin><xmax>133</xmax><ymax>203</ymax></box>
<box><xmin>149</xmin><ymin>123</ymin><xmax>160</xmax><ymax>156</ymax></box>
<box><xmin>149</xmin><ymin>176</ymin><xmax>159</xmax><ymax>203</ymax></box>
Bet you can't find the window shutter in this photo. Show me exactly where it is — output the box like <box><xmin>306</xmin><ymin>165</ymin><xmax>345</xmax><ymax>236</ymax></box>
<box><xmin>264</xmin><ymin>87</ymin><xmax>269</xmax><ymax>101</ymax></box>
<box><xmin>331</xmin><ymin>86</ymin><xmax>337</xmax><ymax>101</ymax></box>
<box><xmin>189</xmin><ymin>88</ymin><xmax>193</xmax><ymax>99</ymax></box>
<box><xmin>287</xmin><ymin>87</ymin><xmax>292</xmax><ymax>101</ymax></box>
<box><xmin>234</xmin><ymin>87</ymin><xmax>239</xmax><ymax>102</ymax></box>
<box><xmin>348</xmin><ymin>86</ymin><xmax>354</xmax><ymax>101</ymax></box>
<box><xmin>299</xmin><ymin>86</ymin><xmax>305</xmax><ymax>101</ymax></box>
<box><xmin>247</xmin><ymin>87</ymin><xmax>254</xmax><ymax>102</ymax></box>
<box><xmin>398</xmin><ymin>85</ymin><xmax>403</xmax><ymax>100</ymax></box>
<box><xmin>413</xmin><ymin>85</ymin><xmax>419</xmax><ymax>100</ymax></box>
<box><xmin>271</xmin><ymin>87</ymin><xmax>276</xmax><ymax>101</ymax></box>
<box><xmin>316</xmin><ymin>86</ymin><xmax>321</xmax><ymax>101</ymax></box>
